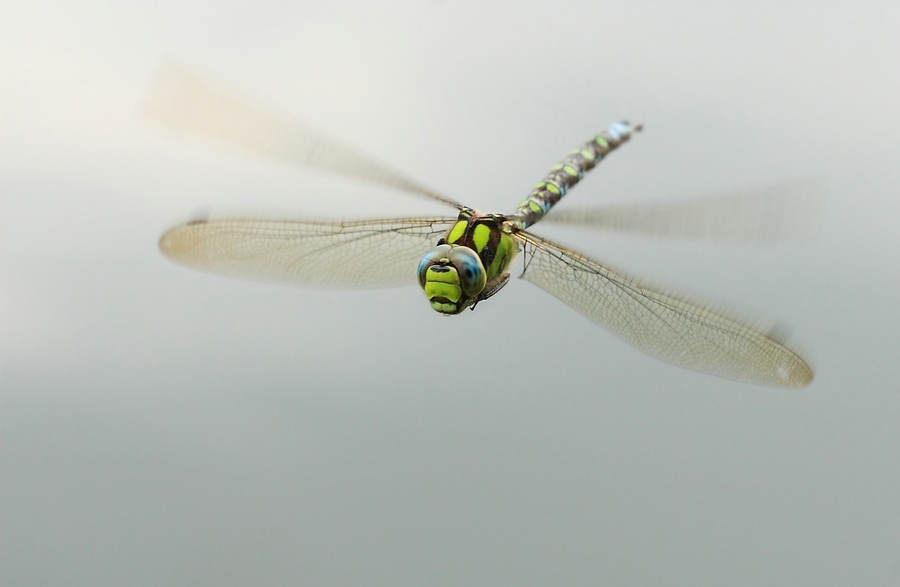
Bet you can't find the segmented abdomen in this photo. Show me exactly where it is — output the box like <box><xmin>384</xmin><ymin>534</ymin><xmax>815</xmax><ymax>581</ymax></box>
<box><xmin>510</xmin><ymin>121</ymin><xmax>640</xmax><ymax>229</ymax></box>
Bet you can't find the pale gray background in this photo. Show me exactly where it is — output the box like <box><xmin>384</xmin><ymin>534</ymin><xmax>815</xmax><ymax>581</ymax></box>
<box><xmin>2</xmin><ymin>1</ymin><xmax>899</xmax><ymax>585</ymax></box>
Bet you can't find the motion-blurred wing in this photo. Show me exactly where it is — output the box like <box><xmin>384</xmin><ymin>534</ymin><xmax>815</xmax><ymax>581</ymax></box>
<box><xmin>160</xmin><ymin>217</ymin><xmax>457</xmax><ymax>288</ymax></box>
<box><xmin>516</xmin><ymin>231</ymin><xmax>813</xmax><ymax>387</ymax></box>
<box><xmin>543</xmin><ymin>181</ymin><xmax>821</xmax><ymax>244</ymax></box>
<box><xmin>141</xmin><ymin>59</ymin><xmax>462</xmax><ymax>209</ymax></box>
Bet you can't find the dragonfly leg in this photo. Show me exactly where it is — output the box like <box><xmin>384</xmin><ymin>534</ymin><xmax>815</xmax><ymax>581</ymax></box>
<box><xmin>470</xmin><ymin>272</ymin><xmax>511</xmax><ymax>310</ymax></box>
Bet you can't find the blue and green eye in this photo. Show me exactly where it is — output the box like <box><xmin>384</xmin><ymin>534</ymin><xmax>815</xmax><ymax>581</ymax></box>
<box><xmin>417</xmin><ymin>244</ymin><xmax>451</xmax><ymax>288</ymax></box>
<box><xmin>445</xmin><ymin>246</ymin><xmax>486</xmax><ymax>296</ymax></box>
<box><xmin>418</xmin><ymin>244</ymin><xmax>487</xmax><ymax>314</ymax></box>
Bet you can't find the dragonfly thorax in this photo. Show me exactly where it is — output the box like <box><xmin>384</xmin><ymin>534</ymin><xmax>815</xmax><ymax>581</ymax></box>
<box><xmin>417</xmin><ymin>244</ymin><xmax>486</xmax><ymax>314</ymax></box>
<box><xmin>417</xmin><ymin>210</ymin><xmax>519</xmax><ymax>315</ymax></box>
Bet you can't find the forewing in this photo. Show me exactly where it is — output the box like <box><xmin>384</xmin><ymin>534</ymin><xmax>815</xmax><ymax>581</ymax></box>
<box><xmin>141</xmin><ymin>59</ymin><xmax>462</xmax><ymax>209</ymax></box>
<box><xmin>516</xmin><ymin>231</ymin><xmax>813</xmax><ymax>388</ymax></box>
<box><xmin>160</xmin><ymin>217</ymin><xmax>457</xmax><ymax>288</ymax></box>
<box><xmin>543</xmin><ymin>181</ymin><xmax>821</xmax><ymax>244</ymax></box>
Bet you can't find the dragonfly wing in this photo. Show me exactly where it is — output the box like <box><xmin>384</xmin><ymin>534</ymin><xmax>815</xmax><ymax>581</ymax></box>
<box><xmin>515</xmin><ymin>231</ymin><xmax>813</xmax><ymax>388</ymax></box>
<box><xmin>141</xmin><ymin>59</ymin><xmax>463</xmax><ymax>209</ymax></box>
<box><xmin>160</xmin><ymin>217</ymin><xmax>457</xmax><ymax>288</ymax></box>
<box><xmin>543</xmin><ymin>181</ymin><xmax>822</xmax><ymax>244</ymax></box>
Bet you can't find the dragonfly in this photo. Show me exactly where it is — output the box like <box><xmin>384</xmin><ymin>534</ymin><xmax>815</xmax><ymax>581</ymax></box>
<box><xmin>145</xmin><ymin>60</ymin><xmax>814</xmax><ymax>388</ymax></box>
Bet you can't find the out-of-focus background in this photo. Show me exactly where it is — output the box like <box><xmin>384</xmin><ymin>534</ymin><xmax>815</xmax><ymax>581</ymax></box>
<box><xmin>2</xmin><ymin>1</ymin><xmax>899</xmax><ymax>585</ymax></box>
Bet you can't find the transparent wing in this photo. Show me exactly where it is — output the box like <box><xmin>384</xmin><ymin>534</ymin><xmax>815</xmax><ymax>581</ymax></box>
<box><xmin>160</xmin><ymin>217</ymin><xmax>457</xmax><ymax>288</ymax></box>
<box><xmin>140</xmin><ymin>59</ymin><xmax>462</xmax><ymax>209</ymax></box>
<box><xmin>516</xmin><ymin>231</ymin><xmax>813</xmax><ymax>388</ymax></box>
<box><xmin>543</xmin><ymin>181</ymin><xmax>822</xmax><ymax>244</ymax></box>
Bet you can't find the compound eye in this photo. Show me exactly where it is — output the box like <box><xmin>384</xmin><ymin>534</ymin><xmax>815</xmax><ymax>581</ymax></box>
<box><xmin>447</xmin><ymin>246</ymin><xmax>487</xmax><ymax>297</ymax></box>
<box><xmin>417</xmin><ymin>244</ymin><xmax>453</xmax><ymax>288</ymax></box>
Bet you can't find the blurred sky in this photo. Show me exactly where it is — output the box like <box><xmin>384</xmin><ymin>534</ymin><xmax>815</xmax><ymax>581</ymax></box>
<box><xmin>2</xmin><ymin>1</ymin><xmax>900</xmax><ymax>585</ymax></box>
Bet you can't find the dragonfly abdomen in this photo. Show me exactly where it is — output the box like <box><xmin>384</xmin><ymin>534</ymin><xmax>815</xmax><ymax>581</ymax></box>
<box><xmin>511</xmin><ymin>121</ymin><xmax>640</xmax><ymax>229</ymax></box>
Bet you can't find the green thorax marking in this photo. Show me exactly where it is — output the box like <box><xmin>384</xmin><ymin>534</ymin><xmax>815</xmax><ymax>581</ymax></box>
<box><xmin>444</xmin><ymin>209</ymin><xmax>517</xmax><ymax>281</ymax></box>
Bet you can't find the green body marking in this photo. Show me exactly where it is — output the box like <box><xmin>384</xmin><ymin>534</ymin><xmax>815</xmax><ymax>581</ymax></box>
<box><xmin>472</xmin><ymin>224</ymin><xmax>491</xmax><ymax>252</ymax></box>
<box><xmin>447</xmin><ymin>220</ymin><xmax>467</xmax><ymax>244</ymax></box>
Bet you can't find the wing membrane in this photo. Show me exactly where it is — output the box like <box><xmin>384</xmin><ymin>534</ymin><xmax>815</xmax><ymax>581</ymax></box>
<box><xmin>141</xmin><ymin>59</ymin><xmax>462</xmax><ymax>209</ymax></box>
<box><xmin>516</xmin><ymin>231</ymin><xmax>813</xmax><ymax>387</ymax></box>
<box><xmin>160</xmin><ymin>217</ymin><xmax>456</xmax><ymax>288</ymax></box>
<box><xmin>543</xmin><ymin>181</ymin><xmax>821</xmax><ymax>244</ymax></box>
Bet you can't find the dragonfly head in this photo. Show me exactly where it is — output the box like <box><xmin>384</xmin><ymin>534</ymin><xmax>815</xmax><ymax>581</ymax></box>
<box><xmin>417</xmin><ymin>244</ymin><xmax>486</xmax><ymax>315</ymax></box>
